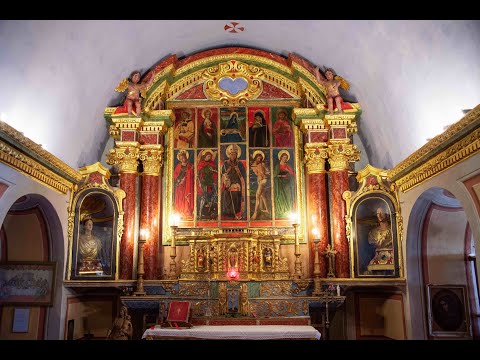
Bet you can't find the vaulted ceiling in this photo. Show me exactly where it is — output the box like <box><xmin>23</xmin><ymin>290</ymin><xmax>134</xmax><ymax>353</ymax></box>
<box><xmin>1</xmin><ymin>20</ymin><xmax>479</xmax><ymax>171</ymax></box>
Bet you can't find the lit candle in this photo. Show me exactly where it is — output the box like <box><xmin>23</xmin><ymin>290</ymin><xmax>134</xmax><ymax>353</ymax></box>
<box><xmin>140</xmin><ymin>228</ymin><xmax>149</xmax><ymax>242</ymax></box>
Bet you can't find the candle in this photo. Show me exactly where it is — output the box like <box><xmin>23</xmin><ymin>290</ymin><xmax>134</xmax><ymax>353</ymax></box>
<box><xmin>171</xmin><ymin>228</ymin><xmax>175</xmax><ymax>247</ymax></box>
<box><xmin>294</xmin><ymin>223</ymin><xmax>299</xmax><ymax>246</ymax></box>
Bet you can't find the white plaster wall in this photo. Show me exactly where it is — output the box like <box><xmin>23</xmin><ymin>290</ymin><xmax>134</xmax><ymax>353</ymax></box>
<box><xmin>0</xmin><ymin>163</ymin><xmax>71</xmax><ymax>340</ymax></box>
<box><xmin>426</xmin><ymin>208</ymin><xmax>468</xmax><ymax>285</ymax></box>
<box><xmin>399</xmin><ymin>152</ymin><xmax>480</xmax><ymax>339</ymax></box>
<box><xmin>0</xmin><ymin>20</ymin><xmax>479</xmax><ymax>170</ymax></box>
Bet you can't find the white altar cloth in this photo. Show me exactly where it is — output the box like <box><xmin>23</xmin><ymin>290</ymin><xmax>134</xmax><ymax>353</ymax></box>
<box><xmin>142</xmin><ymin>325</ymin><xmax>321</xmax><ymax>340</ymax></box>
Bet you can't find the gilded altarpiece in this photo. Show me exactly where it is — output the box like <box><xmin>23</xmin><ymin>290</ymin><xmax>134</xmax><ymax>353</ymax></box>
<box><xmin>163</xmin><ymin>105</ymin><xmax>306</xmax><ymax>246</ymax></box>
<box><xmin>100</xmin><ymin>50</ymin><xmax>367</xmax><ymax>333</ymax></box>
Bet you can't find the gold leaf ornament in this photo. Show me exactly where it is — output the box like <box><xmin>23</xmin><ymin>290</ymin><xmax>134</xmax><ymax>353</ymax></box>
<box><xmin>335</xmin><ymin>75</ymin><xmax>350</xmax><ymax>91</ymax></box>
<box><xmin>115</xmin><ymin>78</ymin><xmax>129</xmax><ymax>92</ymax></box>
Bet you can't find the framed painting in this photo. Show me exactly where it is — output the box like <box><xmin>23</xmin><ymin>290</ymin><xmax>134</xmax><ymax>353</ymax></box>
<box><xmin>427</xmin><ymin>284</ymin><xmax>471</xmax><ymax>337</ymax></box>
<box><xmin>0</xmin><ymin>261</ymin><xmax>56</xmax><ymax>306</ymax></box>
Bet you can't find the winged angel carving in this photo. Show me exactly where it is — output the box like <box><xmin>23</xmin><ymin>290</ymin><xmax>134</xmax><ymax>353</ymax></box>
<box><xmin>314</xmin><ymin>66</ymin><xmax>350</xmax><ymax>115</ymax></box>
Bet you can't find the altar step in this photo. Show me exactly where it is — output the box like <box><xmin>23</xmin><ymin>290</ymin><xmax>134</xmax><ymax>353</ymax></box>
<box><xmin>191</xmin><ymin>316</ymin><xmax>310</xmax><ymax>326</ymax></box>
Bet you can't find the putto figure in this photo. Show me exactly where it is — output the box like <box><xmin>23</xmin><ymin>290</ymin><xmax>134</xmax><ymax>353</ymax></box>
<box><xmin>313</xmin><ymin>66</ymin><xmax>350</xmax><ymax>115</ymax></box>
<box><xmin>115</xmin><ymin>70</ymin><xmax>156</xmax><ymax>116</ymax></box>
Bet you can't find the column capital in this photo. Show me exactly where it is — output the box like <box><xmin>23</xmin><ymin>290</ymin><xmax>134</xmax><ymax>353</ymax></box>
<box><xmin>327</xmin><ymin>143</ymin><xmax>361</xmax><ymax>171</ymax></box>
<box><xmin>139</xmin><ymin>144</ymin><xmax>164</xmax><ymax>176</ymax></box>
<box><xmin>106</xmin><ymin>141</ymin><xmax>141</xmax><ymax>174</ymax></box>
<box><xmin>107</xmin><ymin>116</ymin><xmax>143</xmax><ymax>139</ymax></box>
<box><xmin>304</xmin><ymin>143</ymin><xmax>328</xmax><ymax>174</ymax></box>
<box><xmin>324</xmin><ymin>113</ymin><xmax>358</xmax><ymax>136</ymax></box>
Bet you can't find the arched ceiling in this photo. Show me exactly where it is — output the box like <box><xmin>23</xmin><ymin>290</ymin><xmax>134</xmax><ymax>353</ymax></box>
<box><xmin>0</xmin><ymin>20</ymin><xmax>479</xmax><ymax>171</ymax></box>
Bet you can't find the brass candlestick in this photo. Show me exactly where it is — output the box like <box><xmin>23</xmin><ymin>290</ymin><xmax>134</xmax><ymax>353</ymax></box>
<box><xmin>293</xmin><ymin>222</ymin><xmax>302</xmax><ymax>279</ymax></box>
<box><xmin>312</xmin><ymin>236</ymin><xmax>322</xmax><ymax>296</ymax></box>
<box><xmin>168</xmin><ymin>225</ymin><xmax>178</xmax><ymax>279</ymax></box>
<box><xmin>134</xmin><ymin>230</ymin><xmax>147</xmax><ymax>296</ymax></box>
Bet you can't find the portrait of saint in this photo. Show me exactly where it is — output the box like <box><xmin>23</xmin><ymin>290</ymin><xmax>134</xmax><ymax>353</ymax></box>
<box><xmin>173</xmin><ymin>149</ymin><xmax>194</xmax><ymax>219</ymax></box>
<box><xmin>428</xmin><ymin>285</ymin><xmax>470</xmax><ymax>336</ymax></box>
<box><xmin>196</xmin><ymin>149</ymin><xmax>218</xmax><ymax>220</ymax></box>
<box><xmin>197</xmin><ymin>108</ymin><xmax>218</xmax><ymax>148</ymax></box>
<box><xmin>272</xmin><ymin>108</ymin><xmax>293</xmax><ymax>147</ymax></box>
<box><xmin>174</xmin><ymin>109</ymin><xmax>195</xmax><ymax>148</ymax></box>
<box><xmin>220</xmin><ymin>144</ymin><xmax>247</xmax><ymax>220</ymax></box>
<box><xmin>273</xmin><ymin>149</ymin><xmax>295</xmax><ymax>219</ymax></box>
<box><xmin>220</xmin><ymin>108</ymin><xmax>246</xmax><ymax>143</ymax></box>
<box><xmin>248</xmin><ymin>110</ymin><xmax>270</xmax><ymax>147</ymax></box>
<box><xmin>249</xmin><ymin>149</ymin><xmax>271</xmax><ymax>220</ymax></box>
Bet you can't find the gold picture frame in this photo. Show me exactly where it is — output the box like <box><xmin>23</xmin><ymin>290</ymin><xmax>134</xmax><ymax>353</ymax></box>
<box><xmin>427</xmin><ymin>284</ymin><xmax>471</xmax><ymax>337</ymax></box>
<box><xmin>0</xmin><ymin>261</ymin><xmax>56</xmax><ymax>306</ymax></box>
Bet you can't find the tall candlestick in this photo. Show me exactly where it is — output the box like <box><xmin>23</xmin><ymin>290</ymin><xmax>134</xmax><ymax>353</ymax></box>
<box><xmin>169</xmin><ymin>225</ymin><xmax>178</xmax><ymax>279</ymax></box>
<box><xmin>171</xmin><ymin>226</ymin><xmax>176</xmax><ymax>247</ymax></box>
<box><xmin>292</xmin><ymin>220</ymin><xmax>302</xmax><ymax>279</ymax></box>
<box><xmin>134</xmin><ymin>229</ymin><xmax>148</xmax><ymax>296</ymax></box>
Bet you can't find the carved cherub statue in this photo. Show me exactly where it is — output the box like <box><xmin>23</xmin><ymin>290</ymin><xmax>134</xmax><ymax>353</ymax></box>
<box><xmin>115</xmin><ymin>70</ymin><xmax>156</xmax><ymax>116</ymax></box>
<box><xmin>314</xmin><ymin>66</ymin><xmax>350</xmax><ymax>115</ymax></box>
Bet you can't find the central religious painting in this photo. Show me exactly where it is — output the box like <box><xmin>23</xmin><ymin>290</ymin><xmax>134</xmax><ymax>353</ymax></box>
<box><xmin>167</xmin><ymin>105</ymin><xmax>299</xmax><ymax>231</ymax></box>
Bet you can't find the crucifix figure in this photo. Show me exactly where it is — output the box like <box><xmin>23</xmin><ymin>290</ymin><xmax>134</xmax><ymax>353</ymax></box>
<box><xmin>323</xmin><ymin>244</ymin><xmax>337</xmax><ymax>278</ymax></box>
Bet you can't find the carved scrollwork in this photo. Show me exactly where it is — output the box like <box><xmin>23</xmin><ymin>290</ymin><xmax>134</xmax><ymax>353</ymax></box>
<box><xmin>202</xmin><ymin>60</ymin><xmax>264</xmax><ymax>106</ymax></box>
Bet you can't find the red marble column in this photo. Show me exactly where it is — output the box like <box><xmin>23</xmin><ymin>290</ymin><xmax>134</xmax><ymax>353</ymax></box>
<box><xmin>304</xmin><ymin>145</ymin><xmax>329</xmax><ymax>278</ymax></box>
<box><xmin>120</xmin><ymin>172</ymin><xmax>137</xmax><ymax>279</ymax></box>
<box><xmin>308</xmin><ymin>173</ymin><xmax>328</xmax><ymax>278</ymax></box>
<box><xmin>141</xmin><ymin>175</ymin><xmax>159</xmax><ymax>279</ymax></box>
<box><xmin>329</xmin><ymin>170</ymin><xmax>349</xmax><ymax>278</ymax></box>
<box><xmin>139</xmin><ymin>145</ymin><xmax>163</xmax><ymax>279</ymax></box>
<box><xmin>107</xmin><ymin>143</ymin><xmax>140</xmax><ymax>280</ymax></box>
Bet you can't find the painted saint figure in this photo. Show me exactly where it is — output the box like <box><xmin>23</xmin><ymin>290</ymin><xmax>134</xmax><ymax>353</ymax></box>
<box><xmin>198</xmin><ymin>108</ymin><xmax>217</xmax><ymax>148</ymax></box>
<box><xmin>273</xmin><ymin>150</ymin><xmax>295</xmax><ymax>219</ymax></box>
<box><xmin>250</xmin><ymin>150</ymin><xmax>271</xmax><ymax>220</ymax></box>
<box><xmin>272</xmin><ymin>109</ymin><xmax>293</xmax><ymax>147</ymax></box>
<box><xmin>221</xmin><ymin>144</ymin><xmax>246</xmax><ymax>220</ymax></box>
<box><xmin>220</xmin><ymin>112</ymin><xmax>244</xmax><ymax>143</ymax></box>
<box><xmin>173</xmin><ymin>150</ymin><xmax>194</xmax><ymax>219</ymax></box>
<box><xmin>249</xmin><ymin>111</ymin><xmax>269</xmax><ymax>147</ymax></box>
<box><xmin>197</xmin><ymin>149</ymin><xmax>218</xmax><ymax>220</ymax></box>
<box><xmin>78</xmin><ymin>216</ymin><xmax>103</xmax><ymax>274</ymax></box>
<box><xmin>174</xmin><ymin>109</ymin><xmax>195</xmax><ymax>148</ymax></box>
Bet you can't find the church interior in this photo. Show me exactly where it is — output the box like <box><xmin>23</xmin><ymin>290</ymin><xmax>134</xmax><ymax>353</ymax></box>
<box><xmin>0</xmin><ymin>20</ymin><xmax>479</xmax><ymax>340</ymax></box>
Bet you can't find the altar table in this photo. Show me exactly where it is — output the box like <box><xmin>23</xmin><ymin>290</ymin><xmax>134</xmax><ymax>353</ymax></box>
<box><xmin>142</xmin><ymin>325</ymin><xmax>321</xmax><ymax>340</ymax></box>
